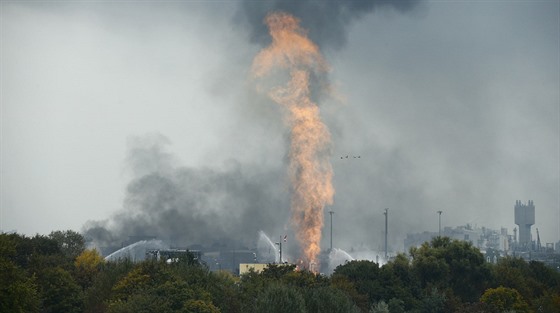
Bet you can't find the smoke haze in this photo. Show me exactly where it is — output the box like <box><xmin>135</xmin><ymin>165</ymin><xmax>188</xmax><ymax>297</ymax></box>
<box><xmin>84</xmin><ymin>133</ymin><xmax>291</xmax><ymax>251</ymax></box>
<box><xmin>2</xmin><ymin>1</ymin><xmax>558</xmax><ymax>254</ymax></box>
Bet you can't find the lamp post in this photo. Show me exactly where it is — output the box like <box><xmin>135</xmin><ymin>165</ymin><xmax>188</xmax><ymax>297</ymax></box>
<box><xmin>329</xmin><ymin>210</ymin><xmax>334</xmax><ymax>251</ymax></box>
<box><xmin>384</xmin><ymin>208</ymin><xmax>388</xmax><ymax>260</ymax></box>
<box><xmin>437</xmin><ymin>210</ymin><xmax>443</xmax><ymax>237</ymax></box>
<box><xmin>275</xmin><ymin>237</ymin><xmax>282</xmax><ymax>263</ymax></box>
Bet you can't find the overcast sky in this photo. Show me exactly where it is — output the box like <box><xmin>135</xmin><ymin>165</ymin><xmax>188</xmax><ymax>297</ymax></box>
<box><xmin>1</xmin><ymin>1</ymin><xmax>559</xmax><ymax>252</ymax></box>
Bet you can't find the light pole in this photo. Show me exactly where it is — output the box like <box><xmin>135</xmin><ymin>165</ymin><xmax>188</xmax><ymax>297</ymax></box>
<box><xmin>384</xmin><ymin>208</ymin><xmax>388</xmax><ymax>260</ymax></box>
<box><xmin>437</xmin><ymin>210</ymin><xmax>443</xmax><ymax>237</ymax></box>
<box><xmin>275</xmin><ymin>236</ymin><xmax>282</xmax><ymax>263</ymax></box>
<box><xmin>329</xmin><ymin>210</ymin><xmax>334</xmax><ymax>251</ymax></box>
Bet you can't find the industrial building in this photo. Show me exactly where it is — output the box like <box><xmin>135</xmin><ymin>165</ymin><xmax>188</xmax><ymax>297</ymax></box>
<box><xmin>99</xmin><ymin>200</ymin><xmax>559</xmax><ymax>274</ymax></box>
<box><xmin>514</xmin><ymin>200</ymin><xmax>535</xmax><ymax>248</ymax></box>
<box><xmin>145</xmin><ymin>249</ymin><xmax>202</xmax><ymax>264</ymax></box>
<box><xmin>404</xmin><ymin>200</ymin><xmax>560</xmax><ymax>271</ymax></box>
<box><xmin>404</xmin><ymin>224</ymin><xmax>509</xmax><ymax>253</ymax></box>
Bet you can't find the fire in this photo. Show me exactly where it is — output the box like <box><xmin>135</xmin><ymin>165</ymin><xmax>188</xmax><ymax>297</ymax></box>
<box><xmin>252</xmin><ymin>12</ymin><xmax>334</xmax><ymax>269</ymax></box>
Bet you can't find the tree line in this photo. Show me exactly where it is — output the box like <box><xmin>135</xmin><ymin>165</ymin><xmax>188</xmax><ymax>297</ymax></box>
<box><xmin>1</xmin><ymin>231</ymin><xmax>559</xmax><ymax>313</ymax></box>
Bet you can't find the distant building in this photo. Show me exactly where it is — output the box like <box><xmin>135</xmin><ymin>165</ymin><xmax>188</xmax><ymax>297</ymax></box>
<box><xmin>239</xmin><ymin>263</ymin><xmax>294</xmax><ymax>275</ymax></box>
<box><xmin>404</xmin><ymin>224</ymin><xmax>509</xmax><ymax>255</ymax></box>
<box><xmin>514</xmin><ymin>200</ymin><xmax>535</xmax><ymax>247</ymax></box>
<box><xmin>404</xmin><ymin>200</ymin><xmax>560</xmax><ymax>271</ymax></box>
<box><xmin>239</xmin><ymin>263</ymin><xmax>269</xmax><ymax>275</ymax></box>
<box><xmin>201</xmin><ymin>250</ymin><xmax>257</xmax><ymax>275</ymax></box>
<box><xmin>145</xmin><ymin>249</ymin><xmax>201</xmax><ymax>264</ymax></box>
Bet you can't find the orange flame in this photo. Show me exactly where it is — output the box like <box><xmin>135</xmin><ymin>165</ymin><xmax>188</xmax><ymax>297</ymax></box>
<box><xmin>252</xmin><ymin>12</ymin><xmax>334</xmax><ymax>269</ymax></box>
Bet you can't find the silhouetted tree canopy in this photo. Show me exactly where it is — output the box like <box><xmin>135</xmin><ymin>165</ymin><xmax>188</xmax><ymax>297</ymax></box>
<box><xmin>2</xmin><ymin>233</ymin><xmax>559</xmax><ymax>313</ymax></box>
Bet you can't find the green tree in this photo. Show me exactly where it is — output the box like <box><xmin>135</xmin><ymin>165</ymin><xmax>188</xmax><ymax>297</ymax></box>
<box><xmin>528</xmin><ymin>260</ymin><xmax>560</xmax><ymax>292</ymax></box>
<box><xmin>488</xmin><ymin>256</ymin><xmax>559</xmax><ymax>303</ymax></box>
<box><xmin>453</xmin><ymin>302</ymin><xmax>498</xmax><ymax>313</ymax></box>
<box><xmin>75</xmin><ymin>249</ymin><xmax>104</xmax><ymax>271</ymax></box>
<box><xmin>49</xmin><ymin>230</ymin><xmax>85</xmax><ymax>260</ymax></box>
<box><xmin>38</xmin><ymin>267</ymin><xmax>83</xmax><ymax>313</ymax></box>
<box><xmin>183</xmin><ymin>299</ymin><xmax>221</xmax><ymax>313</ymax></box>
<box><xmin>303</xmin><ymin>286</ymin><xmax>360</xmax><ymax>313</ymax></box>
<box><xmin>109</xmin><ymin>270</ymin><xmax>188</xmax><ymax>312</ymax></box>
<box><xmin>480</xmin><ymin>286</ymin><xmax>530</xmax><ymax>313</ymax></box>
<box><xmin>1</xmin><ymin>232</ymin><xmax>85</xmax><ymax>312</ymax></box>
<box><xmin>387</xmin><ymin>298</ymin><xmax>406</xmax><ymax>313</ymax></box>
<box><xmin>490</xmin><ymin>257</ymin><xmax>531</xmax><ymax>299</ymax></box>
<box><xmin>410</xmin><ymin>237</ymin><xmax>490</xmax><ymax>303</ymax></box>
<box><xmin>0</xmin><ymin>259</ymin><xmax>40</xmax><ymax>313</ymax></box>
<box><xmin>8</xmin><ymin>233</ymin><xmax>62</xmax><ymax>271</ymax></box>
<box><xmin>108</xmin><ymin>260</ymin><xmax>220</xmax><ymax>313</ymax></box>
<box><xmin>83</xmin><ymin>259</ymin><xmax>134</xmax><ymax>313</ymax></box>
<box><xmin>419</xmin><ymin>287</ymin><xmax>446</xmax><ymax>313</ymax></box>
<box><xmin>75</xmin><ymin>248</ymin><xmax>105</xmax><ymax>289</ymax></box>
<box><xmin>279</xmin><ymin>269</ymin><xmax>330</xmax><ymax>291</ymax></box>
<box><xmin>237</xmin><ymin>269</ymin><xmax>267</xmax><ymax>312</ymax></box>
<box><xmin>333</xmin><ymin>260</ymin><xmax>384</xmax><ymax>305</ymax></box>
<box><xmin>205</xmin><ymin>270</ymin><xmax>241</xmax><ymax>313</ymax></box>
<box><xmin>0</xmin><ymin>234</ymin><xmax>40</xmax><ymax>313</ymax></box>
<box><xmin>260</xmin><ymin>263</ymin><xmax>296</xmax><ymax>279</ymax></box>
<box><xmin>369</xmin><ymin>301</ymin><xmax>389</xmax><ymax>313</ymax></box>
<box><xmin>237</xmin><ymin>264</ymin><xmax>311</xmax><ymax>313</ymax></box>
<box><xmin>532</xmin><ymin>291</ymin><xmax>560</xmax><ymax>313</ymax></box>
<box><xmin>330</xmin><ymin>268</ymin><xmax>369</xmax><ymax>311</ymax></box>
<box><xmin>381</xmin><ymin>254</ymin><xmax>422</xmax><ymax>311</ymax></box>
<box><xmin>253</xmin><ymin>283</ymin><xmax>306</xmax><ymax>313</ymax></box>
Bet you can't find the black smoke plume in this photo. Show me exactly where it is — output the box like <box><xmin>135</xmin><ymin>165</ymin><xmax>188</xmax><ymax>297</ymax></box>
<box><xmin>235</xmin><ymin>0</ymin><xmax>422</xmax><ymax>50</ymax></box>
<box><xmin>84</xmin><ymin>134</ymin><xmax>291</xmax><ymax>251</ymax></box>
<box><xmin>84</xmin><ymin>1</ymin><xmax>426</xmax><ymax>254</ymax></box>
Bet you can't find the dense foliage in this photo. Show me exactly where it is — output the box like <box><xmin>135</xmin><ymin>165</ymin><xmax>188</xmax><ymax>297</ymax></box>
<box><xmin>1</xmin><ymin>232</ymin><xmax>559</xmax><ymax>313</ymax></box>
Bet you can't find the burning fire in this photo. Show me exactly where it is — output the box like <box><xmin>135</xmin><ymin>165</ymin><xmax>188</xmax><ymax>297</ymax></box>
<box><xmin>252</xmin><ymin>12</ymin><xmax>334</xmax><ymax>269</ymax></box>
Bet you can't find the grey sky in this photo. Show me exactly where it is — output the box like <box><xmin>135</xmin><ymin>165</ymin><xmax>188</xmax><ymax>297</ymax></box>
<box><xmin>1</xmin><ymin>1</ymin><xmax>558</xmax><ymax>252</ymax></box>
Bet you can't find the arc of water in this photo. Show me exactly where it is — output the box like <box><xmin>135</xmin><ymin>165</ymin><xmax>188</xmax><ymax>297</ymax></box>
<box><xmin>258</xmin><ymin>230</ymin><xmax>280</xmax><ymax>263</ymax></box>
<box><xmin>104</xmin><ymin>239</ymin><xmax>169</xmax><ymax>262</ymax></box>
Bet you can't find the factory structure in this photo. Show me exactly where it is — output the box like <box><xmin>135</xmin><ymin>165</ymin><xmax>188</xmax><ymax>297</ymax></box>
<box><xmin>98</xmin><ymin>200</ymin><xmax>559</xmax><ymax>274</ymax></box>
<box><xmin>514</xmin><ymin>200</ymin><xmax>535</xmax><ymax>248</ymax></box>
<box><xmin>404</xmin><ymin>200</ymin><xmax>560</xmax><ymax>270</ymax></box>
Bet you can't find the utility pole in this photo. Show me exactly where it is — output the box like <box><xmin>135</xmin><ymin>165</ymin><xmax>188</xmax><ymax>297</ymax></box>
<box><xmin>384</xmin><ymin>208</ymin><xmax>388</xmax><ymax>260</ymax></box>
<box><xmin>329</xmin><ymin>210</ymin><xmax>334</xmax><ymax>251</ymax></box>
<box><xmin>437</xmin><ymin>210</ymin><xmax>443</xmax><ymax>237</ymax></box>
<box><xmin>275</xmin><ymin>236</ymin><xmax>282</xmax><ymax>263</ymax></box>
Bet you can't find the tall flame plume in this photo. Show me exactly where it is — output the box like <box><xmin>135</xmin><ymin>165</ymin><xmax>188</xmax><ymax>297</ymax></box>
<box><xmin>252</xmin><ymin>12</ymin><xmax>334</xmax><ymax>269</ymax></box>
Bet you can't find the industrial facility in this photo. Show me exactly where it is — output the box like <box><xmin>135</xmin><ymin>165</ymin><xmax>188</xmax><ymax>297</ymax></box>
<box><xmin>405</xmin><ymin>200</ymin><xmax>560</xmax><ymax>270</ymax></box>
<box><xmin>98</xmin><ymin>200</ymin><xmax>560</xmax><ymax>274</ymax></box>
<box><xmin>515</xmin><ymin>200</ymin><xmax>535</xmax><ymax>248</ymax></box>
